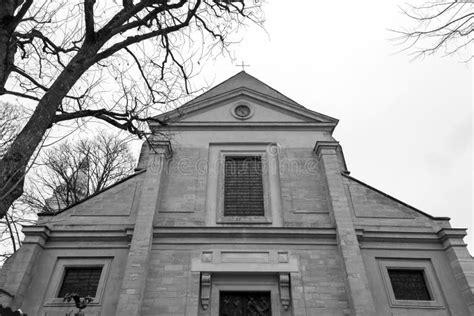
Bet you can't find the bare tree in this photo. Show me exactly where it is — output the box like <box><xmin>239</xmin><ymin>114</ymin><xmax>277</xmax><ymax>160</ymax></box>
<box><xmin>0</xmin><ymin>102</ymin><xmax>24</xmax><ymax>158</ymax></box>
<box><xmin>0</xmin><ymin>0</ymin><xmax>264</xmax><ymax>219</ymax></box>
<box><xmin>23</xmin><ymin>133</ymin><xmax>136</xmax><ymax>214</ymax></box>
<box><xmin>0</xmin><ymin>201</ymin><xmax>35</xmax><ymax>266</ymax></box>
<box><xmin>393</xmin><ymin>1</ymin><xmax>473</xmax><ymax>60</ymax></box>
<box><xmin>0</xmin><ymin>133</ymin><xmax>135</xmax><ymax>264</ymax></box>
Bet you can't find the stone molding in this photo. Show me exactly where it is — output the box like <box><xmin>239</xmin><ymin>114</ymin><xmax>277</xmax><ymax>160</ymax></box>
<box><xmin>278</xmin><ymin>273</ymin><xmax>291</xmax><ymax>310</ymax></box>
<box><xmin>437</xmin><ymin>228</ymin><xmax>468</xmax><ymax>245</ymax></box>
<box><xmin>377</xmin><ymin>258</ymin><xmax>445</xmax><ymax>309</ymax></box>
<box><xmin>21</xmin><ymin>225</ymin><xmax>50</xmax><ymax>246</ymax></box>
<box><xmin>313</xmin><ymin>140</ymin><xmax>349</xmax><ymax>173</ymax></box>
<box><xmin>313</xmin><ymin>140</ymin><xmax>340</xmax><ymax>158</ymax></box>
<box><xmin>357</xmin><ymin>228</ymin><xmax>471</xmax><ymax>251</ymax></box>
<box><xmin>198</xmin><ymin>271</ymin><xmax>291</xmax><ymax>314</ymax></box>
<box><xmin>23</xmin><ymin>225</ymin><xmax>131</xmax><ymax>243</ymax></box>
<box><xmin>438</xmin><ymin>228</ymin><xmax>474</xmax><ymax>314</ymax></box>
<box><xmin>191</xmin><ymin>250</ymin><xmax>298</xmax><ymax>273</ymax></box>
<box><xmin>147</xmin><ymin>139</ymin><xmax>172</xmax><ymax>158</ymax></box>
<box><xmin>357</xmin><ymin>229</ymin><xmax>442</xmax><ymax>244</ymax></box>
<box><xmin>152</xmin><ymin>226</ymin><xmax>336</xmax><ymax>239</ymax></box>
<box><xmin>43</xmin><ymin>257</ymin><xmax>112</xmax><ymax>308</ymax></box>
<box><xmin>151</xmin><ymin>86</ymin><xmax>338</xmax><ymax>125</ymax></box>
<box><xmin>209</xmin><ymin>273</ymin><xmax>282</xmax><ymax>316</ymax></box>
<box><xmin>162</xmin><ymin>122</ymin><xmax>336</xmax><ymax>132</ymax></box>
<box><xmin>200</xmin><ymin>273</ymin><xmax>212</xmax><ymax>311</ymax></box>
<box><xmin>215</xmin><ymin>148</ymin><xmax>272</xmax><ymax>225</ymax></box>
<box><xmin>205</xmin><ymin>143</ymin><xmax>284</xmax><ymax>227</ymax></box>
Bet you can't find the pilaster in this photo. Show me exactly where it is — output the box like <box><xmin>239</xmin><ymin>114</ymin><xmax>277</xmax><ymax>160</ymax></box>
<box><xmin>116</xmin><ymin>140</ymin><xmax>172</xmax><ymax>316</ymax></box>
<box><xmin>314</xmin><ymin>141</ymin><xmax>376</xmax><ymax>315</ymax></box>
<box><xmin>0</xmin><ymin>225</ymin><xmax>49</xmax><ymax>309</ymax></box>
<box><xmin>438</xmin><ymin>228</ymin><xmax>474</xmax><ymax>314</ymax></box>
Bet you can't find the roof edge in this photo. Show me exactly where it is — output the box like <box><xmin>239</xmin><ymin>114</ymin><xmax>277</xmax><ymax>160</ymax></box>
<box><xmin>38</xmin><ymin>169</ymin><xmax>146</xmax><ymax>217</ymax></box>
<box><xmin>342</xmin><ymin>173</ymin><xmax>450</xmax><ymax>221</ymax></box>
<box><xmin>153</xmin><ymin>87</ymin><xmax>339</xmax><ymax>125</ymax></box>
<box><xmin>182</xmin><ymin>70</ymin><xmax>304</xmax><ymax>108</ymax></box>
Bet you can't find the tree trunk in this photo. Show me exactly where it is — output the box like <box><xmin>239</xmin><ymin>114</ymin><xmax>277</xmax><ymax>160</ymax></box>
<box><xmin>0</xmin><ymin>47</ymin><xmax>100</xmax><ymax>219</ymax></box>
<box><xmin>0</xmin><ymin>0</ymin><xmax>17</xmax><ymax>88</ymax></box>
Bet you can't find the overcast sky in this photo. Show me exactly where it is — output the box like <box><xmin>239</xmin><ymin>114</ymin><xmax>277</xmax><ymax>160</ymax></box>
<box><xmin>187</xmin><ymin>1</ymin><xmax>473</xmax><ymax>251</ymax></box>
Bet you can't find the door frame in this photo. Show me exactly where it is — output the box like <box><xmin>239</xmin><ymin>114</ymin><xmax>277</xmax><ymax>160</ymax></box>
<box><xmin>210</xmin><ymin>274</ymin><xmax>281</xmax><ymax>316</ymax></box>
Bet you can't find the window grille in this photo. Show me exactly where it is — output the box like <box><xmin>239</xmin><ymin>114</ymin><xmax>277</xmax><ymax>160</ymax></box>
<box><xmin>58</xmin><ymin>266</ymin><xmax>102</xmax><ymax>298</ymax></box>
<box><xmin>388</xmin><ymin>269</ymin><xmax>431</xmax><ymax>301</ymax></box>
<box><xmin>224</xmin><ymin>156</ymin><xmax>264</xmax><ymax>216</ymax></box>
<box><xmin>220</xmin><ymin>291</ymin><xmax>271</xmax><ymax>316</ymax></box>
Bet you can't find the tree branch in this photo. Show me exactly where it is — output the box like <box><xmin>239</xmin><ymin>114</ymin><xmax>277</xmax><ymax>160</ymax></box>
<box><xmin>84</xmin><ymin>0</ymin><xmax>96</xmax><ymax>42</ymax></box>
<box><xmin>95</xmin><ymin>0</ymin><xmax>201</xmax><ymax>62</ymax></box>
<box><xmin>51</xmin><ymin>108</ymin><xmax>168</xmax><ymax>137</ymax></box>
<box><xmin>0</xmin><ymin>88</ymin><xmax>40</xmax><ymax>101</ymax></box>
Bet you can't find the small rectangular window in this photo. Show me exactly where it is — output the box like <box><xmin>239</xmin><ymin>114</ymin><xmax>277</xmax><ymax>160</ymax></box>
<box><xmin>388</xmin><ymin>269</ymin><xmax>431</xmax><ymax>301</ymax></box>
<box><xmin>58</xmin><ymin>266</ymin><xmax>103</xmax><ymax>298</ymax></box>
<box><xmin>224</xmin><ymin>156</ymin><xmax>264</xmax><ymax>216</ymax></box>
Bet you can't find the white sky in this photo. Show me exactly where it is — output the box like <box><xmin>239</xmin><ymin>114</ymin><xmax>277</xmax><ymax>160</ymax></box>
<box><xmin>186</xmin><ymin>1</ymin><xmax>473</xmax><ymax>252</ymax></box>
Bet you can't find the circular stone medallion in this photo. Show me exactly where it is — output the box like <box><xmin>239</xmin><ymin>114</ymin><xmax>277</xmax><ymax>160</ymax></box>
<box><xmin>234</xmin><ymin>105</ymin><xmax>251</xmax><ymax>119</ymax></box>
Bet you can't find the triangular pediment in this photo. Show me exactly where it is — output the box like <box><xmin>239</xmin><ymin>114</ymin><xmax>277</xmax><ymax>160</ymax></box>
<box><xmin>154</xmin><ymin>72</ymin><xmax>338</xmax><ymax>126</ymax></box>
<box><xmin>188</xmin><ymin>71</ymin><xmax>304</xmax><ymax>108</ymax></box>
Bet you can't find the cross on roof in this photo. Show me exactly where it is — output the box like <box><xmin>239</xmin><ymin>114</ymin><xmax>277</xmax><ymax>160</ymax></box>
<box><xmin>236</xmin><ymin>61</ymin><xmax>250</xmax><ymax>71</ymax></box>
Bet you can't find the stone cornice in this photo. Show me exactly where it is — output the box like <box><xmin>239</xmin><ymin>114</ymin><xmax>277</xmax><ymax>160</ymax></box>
<box><xmin>21</xmin><ymin>225</ymin><xmax>51</xmax><ymax>246</ymax></box>
<box><xmin>152</xmin><ymin>122</ymin><xmax>337</xmax><ymax>133</ymax></box>
<box><xmin>152</xmin><ymin>226</ymin><xmax>336</xmax><ymax>240</ymax></box>
<box><xmin>152</xmin><ymin>87</ymin><xmax>339</xmax><ymax>125</ymax></box>
<box><xmin>22</xmin><ymin>225</ymin><xmax>51</xmax><ymax>238</ymax></box>
<box><xmin>147</xmin><ymin>140</ymin><xmax>172</xmax><ymax>158</ymax></box>
<box><xmin>437</xmin><ymin>228</ymin><xmax>467</xmax><ymax>239</ymax></box>
<box><xmin>356</xmin><ymin>228</ymin><xmax>440</xmax><ymax>243</ymax></box>
<box><xmin>313</xmin><ymin>140</ymin><xmax>340</xmax><ymax>157</ymax></box>
<box><xmin>437</xmin><ymin>228</ymin><xmax>468</xmax><ymax>248</ymax></box>
<box><xmin>313</xmin><ymin>140</ymin><xmax>349</xmax><ymax>173</ymax></box>
<box><xmin>357</xmin><ymin>228</ymin><xmax>469</xmax><ymax>250</ymax></box>
<box><xmin>23</xmin><ymin>225</ymin><xmax>132</xmax><ymax>243</ymax></box>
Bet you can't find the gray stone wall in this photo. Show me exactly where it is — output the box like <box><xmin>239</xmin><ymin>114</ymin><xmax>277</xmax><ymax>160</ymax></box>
<box><xmin>155</xmin><ymin>147</ymin><xmax>208</xmax><ymax>226</ymax></box>
<box><xmin>280</xmin><ymin>148</ymin><xmax>332</xmax><ymax>227</ymax></box>
<box><xmin>142</xmin><ymin>249</ymin><xmax>199</xmax><ymax>316</ymax></box>
<box><xmin>140</xmin><ymin>246</ymin><xmax>350</xmax><ymax>316</ymax></box>
<box><xmin>154</xmin><ymin>146</ymin><xmax>333</xmax><ymax>228</ymax></box>
<box><xmin>2</xmin><ymin>136</ymin><xmax>473</xmax><ymax>315</ymax></box>
<box><xmin>290</xmin><ymin>248</ymin><xmax>350</xmax><ymax>316</ymax></box>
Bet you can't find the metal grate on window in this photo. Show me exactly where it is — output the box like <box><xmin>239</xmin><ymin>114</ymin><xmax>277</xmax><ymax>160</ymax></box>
<box><xmin>224</xmin><ymin>156</ymin><xmax>264</xmax><ymax>216</ymax></box>
<box><xmin>58</xmin><ymin>266</ymin><xmax>103</xmax><ymax>298</ymax></box>
<box><xmin>219</xmin><ymin>291</ymin><xmax>271</xmax><ymax>316</ymax></box>
<box><xmin>388</xmin><ymin>269</ymin><xmax>431</xmax><ymax>301</ymax></box>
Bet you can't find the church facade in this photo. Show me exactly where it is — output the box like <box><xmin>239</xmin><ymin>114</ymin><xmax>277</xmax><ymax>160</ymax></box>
<box><xmin>1</xmin><ymin>72</ymin><xmax>473</xmax><ymax>316</ymax></box>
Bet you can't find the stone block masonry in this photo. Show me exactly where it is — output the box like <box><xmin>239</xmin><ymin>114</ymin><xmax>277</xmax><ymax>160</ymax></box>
<box><xmin>314</xmin><ymin>141</ymin><xmax>376</xmax><ymax>315</ymax></box>
<box><xmin>115</xmin><ymin>141</ymin><xmax>172</xmax><ymax>316</ymax></box>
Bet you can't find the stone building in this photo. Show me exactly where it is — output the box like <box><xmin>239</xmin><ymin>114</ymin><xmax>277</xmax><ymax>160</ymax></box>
<box><xmin>0</xmin><ymin>71</ymin><xmax>473</xmax><ymax>315</ymax></box>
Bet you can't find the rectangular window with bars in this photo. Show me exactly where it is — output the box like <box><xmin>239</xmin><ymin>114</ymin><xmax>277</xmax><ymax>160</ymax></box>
<box><xmin>388</xmin><ymin>269</ymin><xmax>432</xmax><ymax>301</ymax></box>
<box><xmin>224</xmin><ymin>156</ymin><xmax>264</xmax><ymax>216</ymax></box>
<box><xmin>58</xmin><ymin>266</ymin><xmax>103</xmax><ymax>298</ymax></box>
